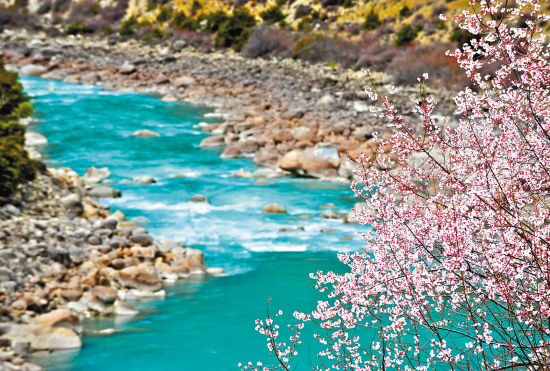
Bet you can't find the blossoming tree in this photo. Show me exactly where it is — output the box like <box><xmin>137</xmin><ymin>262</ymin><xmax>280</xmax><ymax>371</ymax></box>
<box><xmin>241</xmin><ymin>0</ymin><xmax>550</xmax><ymax>369</ymax></box>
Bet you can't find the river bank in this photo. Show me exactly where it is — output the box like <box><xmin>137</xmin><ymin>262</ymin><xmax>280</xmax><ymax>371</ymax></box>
<box><xmin>0</xmin><ymin>125</ymin><xmax>222</xmax><ymax>369</ymax></box>
<box><xmin>1</xmin><ymin>28</ymin><xmax>456</xmax><ymax>181</ymax></box>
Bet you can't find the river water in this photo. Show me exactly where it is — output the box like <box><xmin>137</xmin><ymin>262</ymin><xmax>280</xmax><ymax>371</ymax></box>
<box><xmin>21</xmin><ymin>77</ymin><xmax>367</xmax><ymax>370</ymax></box>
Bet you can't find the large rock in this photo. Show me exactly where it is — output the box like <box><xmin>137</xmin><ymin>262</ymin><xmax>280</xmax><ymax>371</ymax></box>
<box><xmin>33</xmin><ymin>310</ymin><xmax>76</xmax><ymax>328</ymax></box>
<box><xmin>20</xmin><ymin>64</ymin><xmax>47</xmax><ymax>76</ymax></box>
<box><xmin>88</xmin><ymin>186</ymin><xmax>121</xmax><ymax>198</ymax></box>
<box><xmin>83</xmin><ymin>166</ymin><xmax>111</xmax><ymax>184</ymax></box>
<box><xmin>93</xmin><ymin>286</ymin><xmax>117</xmax><ymax>304</ymax></box>
<box><xmin>119</xmin><ymin>62</ymin><xmax>136</xmax><ymax>74</ymax></box>
<box><xmin>129</xmin><ymin>233</ymin><xmax>153</xmax><ymax>246</ymax></box>
<box><xmin>133</xmin><ymin>175</ymin><xmax>156</xmax><ymax>184</ymax></box>
<box><xmin>199</xmin><ymin>135</ymin><xmax>225</xmax><ymax>148</ymax></box>
<box><xmin>262</xmin><ymin>203</ymin><xmax>287</xmax><ymax>214</ymax></box>
<box><xmin>132</xmin><ymin>129</ymin><xmax>161</xmax><ymax>138</ymax></box>
<box><xmin>60</xmin><ymin>193</ymin><xmax>84</xmax><ymax>215</ymax></box>
<box><xmin>279</xmin><ymin>146</ymin><xmax>340</xmax><ymax>173</ymax></box>
<box><xmin>25</xmin><ymin>132</ymin><xmax>48</xmax><ymax>146</ymax></box>
<box><xmin>118</xmin><ymin>266</ymin><xmax>161</xmax><ymax>291</ymax></box>
<box><xmin>5</xmin><ymin>322</ymin><xmax>81</xmax><ymax>351</ymax></box>
<box><xmin>316</xmin><ymin>94</ymin><xmax>336</xmax><ymax>107</ymax></box>
<box><xmin>0</xmin><ymin>267</ymin><xmax>14</xmax><ymax>282</ymax></box>
<box><xmin>173</xmin><ymin>75</ymin><xmax>196</xmax><ymax>88</ymax></box>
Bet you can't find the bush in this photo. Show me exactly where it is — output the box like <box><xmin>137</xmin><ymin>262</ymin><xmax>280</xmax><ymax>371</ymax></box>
<box><xmin>399</xmin><ymin>5</ymin><xmax>411</xmax><ymax>18</ymax></box>
<box><xmin>119</xmin><ymin>16</ymin><xmax>138</xmax><ymax>36</ymax></box>
<box><xmin>172</xmin><ymin>11</ymin><xmax>201</xmax><ymax>31</ymax></box>
<box><xmin>260</xmin><ymin>5</ymin><xmax>285</xmax><ymax>24</ymax></box>
<box><xmin>0</xmin><ymin>62</ymin><xmax>35</xmax><ymax>197</ymax></box>
<box><xmin>214</xmin><ymin>8</ymin><xmax>257</xmax><ymax>51</ymax></box>
<box><xmin>156</xmin><ymin>5</ymin><xmax>172</xmax><ymax>22</ymax></box>
<box><xmin>205</xmin><ymin>10</ymin><xmax>229</xmax><ymax>33</ymax></box>
<box><xmin>362</xmin><ymin>9</ymin><xmax>381</xmax><ymax>30</ymax></box>
<box><xmin>65</xmin><ymin>23</ymin><xmax>93</xmax><ymax>35</ymax></box>
<box><xmin>394</xmin><ymin>23</ymin><xmax>418</xmax><ymax>46</ymax></box>
<box><xmin>241</xmin><ymin>25</ymin><xmax>295</xmax><ymax>58</ymax></box>
<box><xmin>14</xmin><ymin>102</ymin><xmax>33</xmax><ymax>118</ymax></box>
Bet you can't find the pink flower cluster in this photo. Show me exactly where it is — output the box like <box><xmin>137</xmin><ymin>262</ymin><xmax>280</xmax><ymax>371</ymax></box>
<box><xmin>242</xmin><ymin>0</ymin><xmax>550</xmax><ymax>369</ymax></box>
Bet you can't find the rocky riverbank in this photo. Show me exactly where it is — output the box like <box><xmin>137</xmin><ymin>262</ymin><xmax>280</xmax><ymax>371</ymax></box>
<box><xmin>0</xmin><ymin>29</ymin><xmax>457</xmax><ymax>182</ymax></box>
<box><xmin>0</xmin><ymin>159</ymin><xmax>220</xmax><ymax>368</ymax></box>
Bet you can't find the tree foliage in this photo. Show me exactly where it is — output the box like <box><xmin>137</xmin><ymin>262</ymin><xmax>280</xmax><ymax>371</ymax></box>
<box><xmin>242</xmin><ymin>0</ymin><xmax>550</xmax><ymax>369</ymax></box>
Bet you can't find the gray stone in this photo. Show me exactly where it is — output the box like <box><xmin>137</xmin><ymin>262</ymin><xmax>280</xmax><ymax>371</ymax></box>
<box><xmin>99</xmin><ymin>217</ymin><xmax>118</xmax><ymax>230</ymax></box>
<box><xmin>83</xmin><ymin>167</ymin><xmax>111</xmax><ymax>184</ymax></box>
<box><xmin>22</xmin><ymin>242</ymin><xmax>47</xmax><ymax>257</ymax></box>
<box><xmin>88</xmin><ymin>186</ymin><xmax>121</xmax><ymax>198</ymax></box>
<box><xmin>129</xmin><ymin>233</ymin><xmax>153</xmax><ymax>246</ymax></box>
<box><xmin>87</xmin><ymin>235</ymin><xmax>102</xmax><ymax>245</ymax></box>
<box><xmin>2</xmin><ymin>204</ymin><xmax>20</xmax><ymax>216</ymax></box>
<box><xmin>188</xmin><ymin>195</ymin><xmax>209</xmax><ymax>203</ymax></box>
<box><xmin>129</xmin><ymin>216</ymin><xmax>151</xmax><ymax>226</ymax></box>
<box><xmin>60</xmin><ymin>194</ymin><xmax>83</xmax><ymax>215</ymax></box>
<box><xmin>119</xmin><ymin>62</ymin><xmax>136</xmax><ymax>74</ymax></box>
<box><xmin>132</xmin><ymin>175</ymin><xmax>156</xmax><ymax>184</ymax></box>
<box><xmin>68</xmin><ymin>247</ymin><xmax>87</xmax><ymax>264</ymax></box>
<box><xmin>316</xmin><ymin>94</ymin><xmax>336</xmax><ymax>107</ymax></box>
<box><xmin>0</xmin><ymin>267</ymin><xmax>14</xmax><ymax>282</ymax></box>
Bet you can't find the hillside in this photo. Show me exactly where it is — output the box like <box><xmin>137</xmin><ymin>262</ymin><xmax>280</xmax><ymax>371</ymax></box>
<box><xmin>1</xmin><ymin>0</ymin><xmax>548</xmax><ymax>88</ymax></box>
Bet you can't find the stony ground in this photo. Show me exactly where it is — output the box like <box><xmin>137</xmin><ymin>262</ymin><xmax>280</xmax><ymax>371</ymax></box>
<box><xmin>1</xmin><ymin>29</ymin><xmax>457</xmax><ymax>182</ymax></box>
<box><xmin>0</xmin><ymin>163</ymin><xmax>219</xmax><ymax>369</ymax></box>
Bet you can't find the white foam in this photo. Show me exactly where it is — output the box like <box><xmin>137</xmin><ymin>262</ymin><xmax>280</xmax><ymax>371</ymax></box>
<box><xmin>243</xmin><ymin>242</ymin><xmax>308</xmax><ymax>252</ymax></box>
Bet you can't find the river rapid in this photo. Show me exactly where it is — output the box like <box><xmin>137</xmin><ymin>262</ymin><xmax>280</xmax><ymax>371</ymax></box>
<box><xmin>21</xmin><ymin>77</ymin><xmax>367</xmax><ymax>370</ymax></box>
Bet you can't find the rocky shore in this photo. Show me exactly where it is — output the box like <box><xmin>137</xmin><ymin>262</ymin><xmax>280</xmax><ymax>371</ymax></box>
<box><xmin>0</xmin><ymin>29</ymin><xmax>457</xmax><ymax>182</ymax></box>
<box><xmin>0</xmin><ymin>158</ymin><xmax>220</xmax><ymax>368</ymax></box>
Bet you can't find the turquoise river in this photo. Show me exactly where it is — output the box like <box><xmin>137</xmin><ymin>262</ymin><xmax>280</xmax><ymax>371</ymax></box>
<box><xmin>20</xmin><ymin>77</ymin><xmax>368</xmax><ymax>370</ymax></box>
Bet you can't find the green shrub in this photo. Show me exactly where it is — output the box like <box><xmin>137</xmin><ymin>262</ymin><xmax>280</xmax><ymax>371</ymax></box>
<box><xmin>0</xmin><ymin>62</ymin><xmax>36</xmax><ymax>197</ymax></box>
<box><xmin>342</xmin><ymin>0</ymin><xmax>353</xmax><ymax>8</ymax></box>
<box><xmin>399</xmin><ymin>5</ymin><xmax>411</xmax><ymax>18</ymax></box>
<box><xmin>146</xmin><ymin>1</ymin><xmax>157</xmax><ymax>11</ymax></box>
<box><xmin>14</xmin><ymin>102</ymin><xmax>33</xmax><ymax>118</ymax></box>
<box><xmin>119</xmin><ymin>16</ymin><xmax>138</xmax><ymax>36</ymax></box>
<box><xmin>65</xmin><ymin>23</ymin><xmax>92</xmax><ymax>35</ymax></box>
<box><xmin>296</xmin><ymin>16</ymin><xmax>312</xmax><ymax>32</ymax></box>
<box><xmin>362</xmin><ymin>10</ymin><xmax>381</xmax><ymax>30</ymax></box>
<box><xmin>205</xmin><ymin>11</ymin><xmax>229</xmax><ymax>33</ymax></box>
<box><xmin>172</xmin><ymin>11</ymin><xmax>201</xmax><ymax>31</ymax></box>
<box><xmin>0</xmin><ymin>129</ymin><xmax>36</xmax><ymax>197</ymax></box>
<box><xmin>395</xmin><ymin>23</ymin><xmax>418</xmax><ymax>47</ymax></box>
<box><xmin>104</xmin><ymin>25</ymin><xmax>114</xmax><ymax>35</ymax></box>
<box><xmin>191</xmin><ymin>0</ymin><xmax>202</xmax><ymax>15</ymax></box>
<box><xmin>214</xmin><ymin>8</ymin><xmax>256</xmax><ymax>51</ymax></box>
<box><xmin>156</xmin><ymin>6</ymin><xmax>172</xmax><ymax>23</ymax></box>
<box><xmin>0</xmin><ymin>62</ymin><xmax>28</xmax><ymax>119</ymax></box>
<box><xmin>260</xmin><ymin>5</ymin><xmax>285</xmax><ymax>24</ymax></box>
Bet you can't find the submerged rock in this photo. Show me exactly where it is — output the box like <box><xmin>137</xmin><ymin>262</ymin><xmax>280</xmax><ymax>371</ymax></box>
<box><xmin>263</xmin><ymin>203</ymin><xmax>287</xmax><ymax>214</ymax></box>
<box><xmin>188</xmin><ymin>195</ymin><xmax>209</xmax><ymax>203</ymax></box>
<box><xmin>131</xmin><ymin>130</ymin><xmax>161</xmax><ymax>138</ymax></box>
<box><xmin>88</xmin><ymin>186</ymin><xmax>121</xmax><ymax>198</ymax></box>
